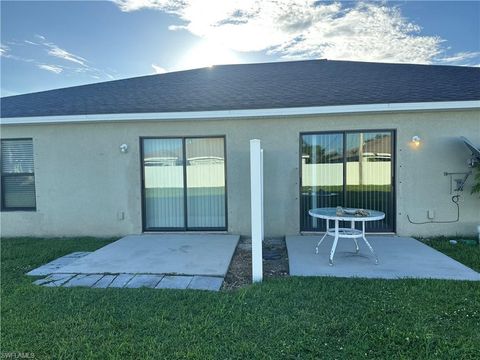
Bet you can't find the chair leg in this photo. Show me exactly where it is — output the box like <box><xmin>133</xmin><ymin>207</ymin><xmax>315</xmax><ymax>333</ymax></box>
<box><xmin>329</xmin><ymin>220</ymin><xmax>339</xmax><ymax>265</ymax></box>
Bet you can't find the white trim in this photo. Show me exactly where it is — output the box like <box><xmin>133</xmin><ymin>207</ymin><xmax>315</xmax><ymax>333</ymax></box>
<box><xmin>1</xmin><ymin>100</ymin><xmax>479</xmax><ymax>125</ymax></box>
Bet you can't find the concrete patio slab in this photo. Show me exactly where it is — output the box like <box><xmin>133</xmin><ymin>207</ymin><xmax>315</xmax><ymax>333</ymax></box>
<box><xmin>156</xmin><ymin>275</ymin><xmax>193</xmax><ymax>289</ymax></box>
<box><xmin>286</xmin><ymin>235</ymin><xmax>480</xmax><ymax>281</ymax></box>
<box><xmin>124</xmin><ymin>274</ymin><xmax>164</xmax><ymax>288</ymax></box>
<box><xmin>52</xmin><ymin>234</ymin><xmax>239</xmax><ymax>277</ymax></box>
<box><xmin>108</xmin><ymin>274</ymin><xmax>135</xmax><ymax>288</ymax></box>
<box><xmin>63</xmin><ymin>274</ymin><xmax>103</xmax><ymax>288</ymax></box>
<box><xmin>188</xmin><ymin>276</ymin><xmax>223</xmax><ymax>291</ymax></box>
<box><xmin>27</xmin><ymin>252</ymin><xmax>91</xmax><ymax>276</ymax></box>
<box><xmin>92</xmin><ymin>275</ymin><xmax>117</xmax><ymax>288</ymax></box>
<box><xmin>35</xmin><ymin>273</ymin><xmax>75</xmax><ymax>287</ymax></box>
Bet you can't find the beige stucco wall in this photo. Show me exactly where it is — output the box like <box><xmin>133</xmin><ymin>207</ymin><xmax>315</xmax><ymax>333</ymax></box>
<box><xmin>1</xmin><ymin>108</ymin><xmax>479</xmax><ymax>237</ymax></box>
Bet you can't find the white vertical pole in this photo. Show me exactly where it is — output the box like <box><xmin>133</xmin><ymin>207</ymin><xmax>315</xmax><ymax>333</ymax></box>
<box><xmin>260</xmin><ymin>149</ymin><xmax>264</xmax><ymax>242</ymax></box>
<box><xmin>250</xmin><ymin>139</ymin><xmax>263</xmax><ymax>282</ymax></box>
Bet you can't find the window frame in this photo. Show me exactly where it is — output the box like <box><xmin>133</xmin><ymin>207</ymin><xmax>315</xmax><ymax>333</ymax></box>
<box><xmin>299</xmin><ymin>129</ymin><xmax>396</xmax><ymax>233</ymax></box>
<box><xmin>140</xmin><ymin>135</ymin><xmax>228</xmax><ymax>232</ymax></box>
<box><xmin>1</xmin><ymin>138</ymin><xmax>37</xmax><ymax>212</ymax></box>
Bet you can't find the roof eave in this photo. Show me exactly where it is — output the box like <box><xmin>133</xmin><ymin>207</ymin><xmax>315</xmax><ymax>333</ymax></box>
<box><xmin>1</xmin><ymin>100</ymin><xmax>479</xmax><ymax>125</ymax></box>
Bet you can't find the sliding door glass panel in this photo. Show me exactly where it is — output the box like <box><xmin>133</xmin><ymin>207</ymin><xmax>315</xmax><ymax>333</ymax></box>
<box><xmin>143</xmin><ymin>139</ymin><xmax>184</xmax><ymax>229</ymax></box>
<box><xmin>186</xmin><ymin>138</ymin><xmax>226</xmax><ymax>228</ymax></box>
<box><xmin>301</xmin><ymin>133</ymin><xmax>344</xmax><ymax>231</ymax></box>
<box><xmin>300</xmin><ymin>131</ymin><xmax>394</xmax><ymax>232</ymax></box>
<box><xmin>345</xmin><ymin>132</ymin><xmax>393</xmax><ymax>232</ymax></box>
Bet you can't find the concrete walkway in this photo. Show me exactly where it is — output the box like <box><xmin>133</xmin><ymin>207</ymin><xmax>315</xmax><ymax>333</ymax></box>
<box><xmin>51</xmin><ymin>234</ymin><xmax>239</xmax><ymax>277</ymax></box>
<box><xmin>286</xmin><ymin>235</ymin><xmax>480</xmax><ymax>281</ymax></box>
<box><xmin>33</xmin><ymin>273</ymin><xmax>224</xmax><ymax>291</ymax></box>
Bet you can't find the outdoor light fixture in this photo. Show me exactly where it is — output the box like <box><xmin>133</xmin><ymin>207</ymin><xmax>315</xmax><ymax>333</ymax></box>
<box><xmin>120</xmin><ymin>144</ymin><xmax>128</xmax><ymax>153</ymax></box>
<box><xmin>411</xmin><ymin>136</ymin><xmax>421</xmax><ymax>147</ymax></box>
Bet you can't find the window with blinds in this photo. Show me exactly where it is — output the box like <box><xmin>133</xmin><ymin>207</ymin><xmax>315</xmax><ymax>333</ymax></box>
<box><xmin>1</xmin><ymin>139</ymin><xmax>36</xmax><ymax>211</ymax></box>
<box><xmin>141</xmin><ymin>137</ymin><xmax>227</xmax><ymax>231</ymax></box>
<box><xmin>300</xmin><ymin>131</ymin><xmax>395</xmax><ymax>232</ymax></box>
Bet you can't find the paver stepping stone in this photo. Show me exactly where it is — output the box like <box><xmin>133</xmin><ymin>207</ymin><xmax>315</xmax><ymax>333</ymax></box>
<box><xmin>33</xmin><ymin>278</ymin><xmax>51</xmax><ymax>286</ymax></box>
<box><xmin>92</xmin><ymin>275</ymin><xmax>117</xmax><ymax>288</ymax></box>
<box><xmin>35</xmin><ymin>273</ymin><xmax>75</xmax><ymax>287</ymax></box>
<box><xmin>125</xmin><ymin>274</ymin><xmax>164</xmax><ymax>288</ymax></box>
<box><xmin>27</xmin><ymin>252</ymin><xmax>91</xmax><ymax>276</ymax></box>
<box><xmin>156</xmin><ymin>275</ymin><xmax>193</xmax><ymax>289</ymax></box>
<box><xmin>63</xmin><ymin>274</ymin><xmax>103</xmax><ymax>287</ymax></box>
<box><xmin>108</xmin><ymin>274</ymin><xmax>135</xmax><ymax>288</ymax></box>
<box><xmin>188</xmin><ymin>276</ymin><xmax>223</xmax><ymax>291</ymax></box>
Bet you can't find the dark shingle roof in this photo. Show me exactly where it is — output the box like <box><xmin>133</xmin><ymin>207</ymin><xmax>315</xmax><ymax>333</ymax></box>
<box><xmin>1</xmin><ymin>59</ymin><xmax>479</xmax><ymax>118</ymax></box>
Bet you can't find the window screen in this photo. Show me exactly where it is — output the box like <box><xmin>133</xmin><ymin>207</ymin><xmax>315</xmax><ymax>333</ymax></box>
<box><xmin>1</xmin><ymin>139</ymin><xmax>36</xmax><ymax>210</ymax></box>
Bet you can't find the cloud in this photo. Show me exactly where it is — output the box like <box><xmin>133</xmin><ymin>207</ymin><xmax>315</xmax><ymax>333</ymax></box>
<box><xmin>0</xmin><ymin>43</ymin><xmax>35</xmax><ymax>62</ymax></box>
<box><xmin>151</xmin><ymin>64</ymin><xmax>167</xmax><ymax>73</ymax></box>
<box><xmin>115</xmin><ymin>0</ymin><xmax>181</xmax><ymax>12</ymax></box>
<box><xmin>113</xmin><ymin>0</ymin><xmax>476</xmax><ymax>65</ymax></box>
<box><xmin>37</xmin><ymin>64</ymin><xmax>63</xmax><ymax>74</ymax></box>
<box><xmin>0</xmin><ymin>43</ymin><xmax>8</xmax><ymax>56</ymax></box>
<box><xmin>30</xmin><ymin>35</ymin><xmax>90</xmax><ymax>67</ymax></box>
<box><xmin>435</xmin><ymin>51</ymin><xmax>480</xmax><ymax>65</ymax></box>
<box><xmin>46</xmin><ymin>45</ymin><xmax>87</xmax><ymax>66</ymax></box>
<box><xmin>5</xmin><ymin>35</ymin><xmax>117</xmax><ymax>81</ymax></box>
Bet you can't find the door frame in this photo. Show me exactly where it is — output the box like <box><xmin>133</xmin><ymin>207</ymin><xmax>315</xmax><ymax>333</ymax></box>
<box><xmin>140</xmin><ymin>135</ymin><xmax>228</xmax><ymax>232</ymax></box>
<box><xmin>298</xmin><ymin>129</ymin><xmax>396</xmax><ymax>233</ymax></box>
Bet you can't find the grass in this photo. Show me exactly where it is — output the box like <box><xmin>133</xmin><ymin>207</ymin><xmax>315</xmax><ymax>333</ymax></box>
<box><xmin>2</xmin><ymin>237</ymin><xmax>480</xmax><ymax>359</ymax></box>
<box><xmin>420</xmin><ymin>236</ymin><xmax>480</xmax><ymax>272</ymax></box>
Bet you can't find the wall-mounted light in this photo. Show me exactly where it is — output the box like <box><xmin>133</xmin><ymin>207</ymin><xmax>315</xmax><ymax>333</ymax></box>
<box><xmin>119</xmin><ymin>144</ymin><xmax>128</xmax><ymax>153</ymax></box>
<box><xmin>411</xmin><ymin>136</ymin><xmax>421</xmax><ymax>147</ymax></box>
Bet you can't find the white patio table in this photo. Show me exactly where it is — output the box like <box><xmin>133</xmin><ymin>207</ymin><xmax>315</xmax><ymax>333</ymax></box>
<box><xmin>308</xmin><ymin>207</ymin><xmax>385</xmax><ymax>265</ymax></box>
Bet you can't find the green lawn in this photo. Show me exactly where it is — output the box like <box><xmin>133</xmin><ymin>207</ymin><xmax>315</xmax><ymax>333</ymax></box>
<box><xmin>2</xmin><ymin>238</ymin><xmax>480</xmax><ymax>359</ymax></box>
<box><xmin>420</xmin><ymin>236</ymin><xmax>480</xmax><ymax>272</ymax></box>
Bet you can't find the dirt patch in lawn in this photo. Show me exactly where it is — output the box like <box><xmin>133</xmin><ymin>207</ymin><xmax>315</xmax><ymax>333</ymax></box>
<box><xmin>222</xmin><ymin>237</ymin><xmax>289</xmax><ymax>291</ymax></box>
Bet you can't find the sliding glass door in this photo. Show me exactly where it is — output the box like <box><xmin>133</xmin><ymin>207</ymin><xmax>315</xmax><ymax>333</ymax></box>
<box><xmin>142</xmin><ymin>137</ymin><xmax>226</xmax><ymax>231</ymax></box>
<box><xmin>186</xmin><ymin>138</ymin><xmax>226</xmax><ymax>229</ymax></box>
<box><xmin>142</xmin><ymin>138</ymin><xmax>185</xmax><ymax>229</ymax></box>
<box><xmin>300</xmin><ymin>130</ymin><xmax>395</xmax><ymax>232</ymax></box>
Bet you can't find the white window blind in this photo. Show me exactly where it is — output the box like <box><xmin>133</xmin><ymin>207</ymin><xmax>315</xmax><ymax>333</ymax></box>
<box><xmin>1</xmin><ymin>139</ymin><xmax>36</xmax><ymax>210</ymax></box>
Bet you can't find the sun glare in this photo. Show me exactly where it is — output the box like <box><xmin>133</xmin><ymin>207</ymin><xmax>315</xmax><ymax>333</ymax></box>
<box><xmin>178</xmin><ymin>41</ymin><xmax>240</xmax><ymax>70</ymax></box>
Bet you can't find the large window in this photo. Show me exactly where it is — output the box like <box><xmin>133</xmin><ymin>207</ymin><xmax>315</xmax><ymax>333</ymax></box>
<box><xmin>141</xmin><ymin>137</ymin><xmax>227</xmax><ymax>231</ymax></box>
<box><xmin>1</xmin><ymin>139</ymin><xmax>36</xmax><ymax>211</ymax></box>
<box><xmin>300</xmin><ymin>131</ymin><xmax>395</xmax><ymax>232</ymax></box>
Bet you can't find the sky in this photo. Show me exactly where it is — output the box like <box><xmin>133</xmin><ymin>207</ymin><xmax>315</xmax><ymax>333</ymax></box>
<box><xmin>1</xmin><ymin>0</ymin><xmax>479</xmax><ymax>96</ymax></box>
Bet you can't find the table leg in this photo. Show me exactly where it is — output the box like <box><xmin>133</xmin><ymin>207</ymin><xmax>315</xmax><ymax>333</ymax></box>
<box><xmin>351</xmin><ymin>220</ymin><xmax>359</xmax><ymax>253</ymax></box>
<box><xmin>361</xmin><ymin>221</ymin><xmax>379</xmax><ymax>264</ymax></box>
<box><xmin>316</xmin><ymin>219</ymin><xmax>330</xmax><ymax>254</ymax></box>
<box><xmin>329</xmin><ymin>219</ymin><xmax>339</xmax><ymax>266</ymax></box>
